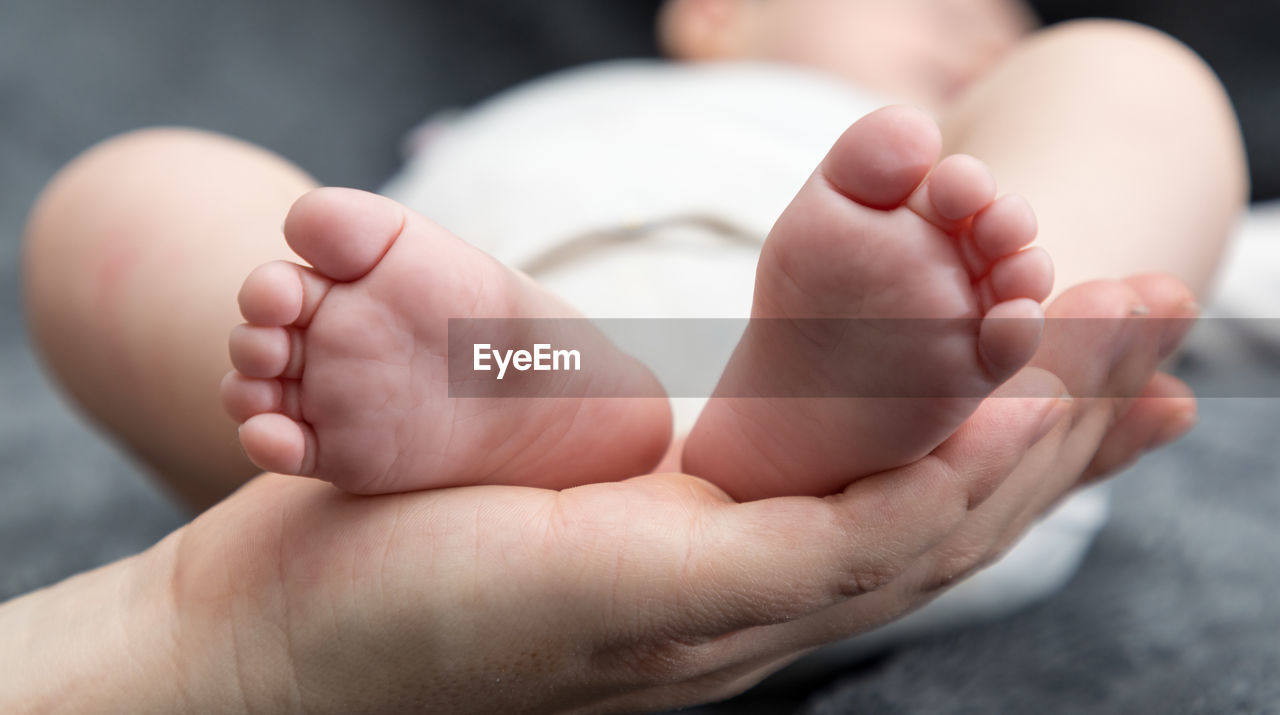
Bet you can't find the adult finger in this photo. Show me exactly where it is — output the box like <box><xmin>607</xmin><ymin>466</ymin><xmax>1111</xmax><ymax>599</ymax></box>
<box><xmin>954</xmin><ymin>276</ymin><xmax>1197</xmax><ymax>567</ymax></box>
<box><xmin>659</xmin><ymin>367</ymin><xmax>1070</xmax><ymax>641</ymax></box>
<box><xmin>1081</xmin><ymin>371</ymin><xmax>1197</xmax><ymax>481</ymax></box>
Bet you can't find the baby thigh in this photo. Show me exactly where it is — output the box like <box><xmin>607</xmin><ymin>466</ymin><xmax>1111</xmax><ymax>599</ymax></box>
<box><xmin>23</xmin><ymin>128</ymin><xmax>315</xmax><ymax>510</ymax></box>
<box><xmin>940</xmin><ymin>19</ymin><xmax>1248</xmax><ymax>297</ymax></box>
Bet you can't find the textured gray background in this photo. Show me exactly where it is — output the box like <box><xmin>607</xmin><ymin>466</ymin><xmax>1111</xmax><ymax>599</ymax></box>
<box><xmin>2</xmin><ymin>1</ymin><xmax>1277</xmax><ymax>712</ymax></box>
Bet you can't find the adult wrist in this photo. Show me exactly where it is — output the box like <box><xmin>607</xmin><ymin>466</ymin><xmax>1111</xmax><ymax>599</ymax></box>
<box><xmin>0</xmin><ymin>537</ymin><xmax>188</xmax><ymax>711</ymax></box>
<box><xmin>0</xmin><ymin>527</ymin><xmax>261</xmax><ymax>713</ymax></box>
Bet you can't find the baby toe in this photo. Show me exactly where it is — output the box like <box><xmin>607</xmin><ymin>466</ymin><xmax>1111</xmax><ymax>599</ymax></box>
<box><xmin>927</xmin><ymin>154</ymin><xmax>997</xmax><ymax>222</ymax></box>
<box><xmin>284</xmin><ymin>188</ymin><xmax>406</xmax><ymax>282</ymax></box>
<box><xmin>229</xmin><ymin>324</ymin><xmax>300</xmax><ymax>379</ymax></box>
<box><xmin>987</xmin><ymin>247</ymin><xmax>1055</xmax><ymax>304</ymax></box>
<box><xmin>978</xmin><ymin>298</ymin><xmax>1045</xmax><ymax>381</ymax></box>
<box><xmin>239</xmin><ymin>260</ymin><xmax>305</xmax><ymax>326</ymax></box>
<box><xmin>972</xmin><ymin>194</ymin><xmax>1038</xmax><ymax>259</ymax></box>
<box><xmin>822</xmin><ymin>105</ymin><xmax>942</xmax><ymax>210</ymax></box>
<box><xmin>239</xmin><ymin>259</ymin><xmax>333</xmax><ymax>328</ymax></box>
<box><xmin>220</xmin><ymin>371</ymin><xmax>284</xmax><ymax>423</ymax></box>
<box><xmin>240</xmin><ymin>412</ymin><xmax>315</xmax><ymax>476</ymax></box>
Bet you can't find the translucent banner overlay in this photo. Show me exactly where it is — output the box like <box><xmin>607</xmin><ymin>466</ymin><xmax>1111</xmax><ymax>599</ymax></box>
<box><xmin>447</xmin><ymin>318</ymin><xmax>1280</xmax><ymax>398</ymax></box>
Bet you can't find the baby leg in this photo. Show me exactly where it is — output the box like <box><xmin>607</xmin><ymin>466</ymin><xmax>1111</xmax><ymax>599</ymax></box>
<box><xmin>940</xmin><ymin>19</ymin><xmax>1247</xmax><ymax>296</ymax></box>
<box><xmin>683</xmin><ymin>21</ymin><xmax>1243</xmax><ymax>501</ymax></box>
<box><xmin>24</xmin><ymin>129</ymin><xmax>315</xmax><ymax>510</ymax></box>
<box><xmin>25</xmin><ymin>131</ymin><xmax>672</xmax><ymax>507</ymax></box>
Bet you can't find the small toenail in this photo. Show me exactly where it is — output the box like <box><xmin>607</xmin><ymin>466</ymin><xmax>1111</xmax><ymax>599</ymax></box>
<box><xmin>1129</xmin><ymin>304</ymin><xmax>1151</xmax><ymax>317</ymax></box>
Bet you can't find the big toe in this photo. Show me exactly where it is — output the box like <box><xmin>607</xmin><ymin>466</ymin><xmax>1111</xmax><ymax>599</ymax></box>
<box><xmin>284</xmin><ymin>187</ymin><xmax>406</xmax><ymax>282</ymax></box>
<box><xmin>822</xmin><ymin>105</ymin><xmax>943</xmax><ymax>210</ymax></box>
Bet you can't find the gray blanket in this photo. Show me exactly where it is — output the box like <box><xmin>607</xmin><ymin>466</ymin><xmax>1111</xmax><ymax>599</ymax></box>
<box><xmin>2</xmin><ymin>1</ymin><xmax>1276</xmax><ymax>711</ymax></box>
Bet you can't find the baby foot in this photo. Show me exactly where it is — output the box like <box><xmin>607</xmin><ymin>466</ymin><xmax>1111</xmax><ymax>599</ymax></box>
<box><xmin>683</xmin><ymin>106</ymin><xmax>1053</xmax><ymax>501</ymax></box>
<box><xmin>221</xmin><ymin>188</ymin><xmax>671</xmax><ymax>494</ymax></box>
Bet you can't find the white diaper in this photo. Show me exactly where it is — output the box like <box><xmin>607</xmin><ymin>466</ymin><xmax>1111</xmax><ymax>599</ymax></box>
<box><xmin>381</xmin><ymin>59</ymin><xmax>1112</xmax><ymax>667</ymax></box>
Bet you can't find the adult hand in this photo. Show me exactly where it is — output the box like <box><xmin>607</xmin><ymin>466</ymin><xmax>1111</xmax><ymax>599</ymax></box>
<box><xmin>2</xmin><ymin>277</ymin><xmax>1197</xmax><ymax>714</ymax></box>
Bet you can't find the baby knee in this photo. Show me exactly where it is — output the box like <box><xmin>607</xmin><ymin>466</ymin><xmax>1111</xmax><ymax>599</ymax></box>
<box><xmin>1030</xmin><ymin>19</ymin><xmax>1220</xmax><ymax>93</ymax></box>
